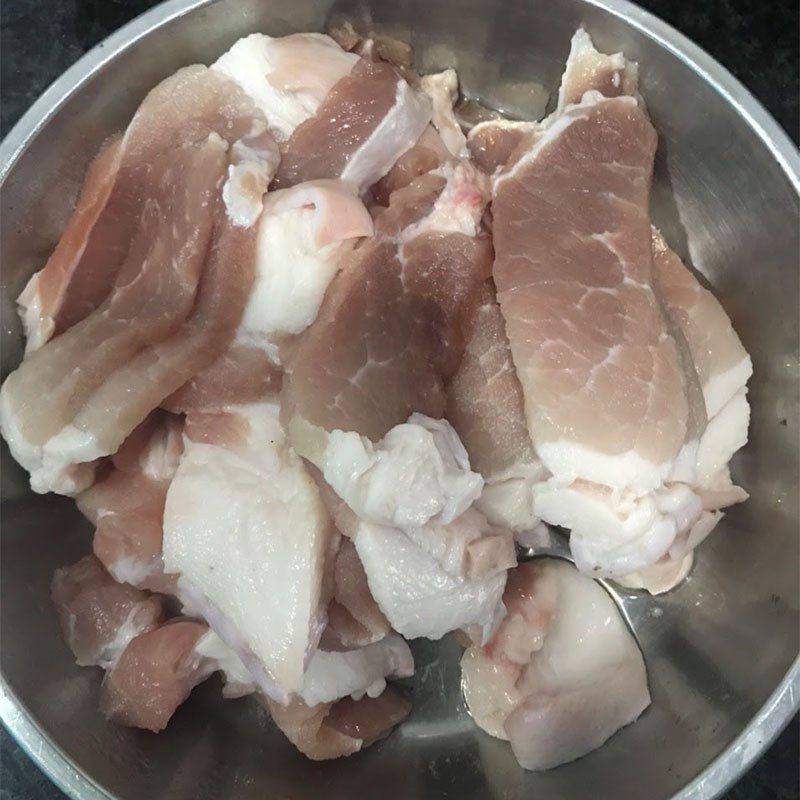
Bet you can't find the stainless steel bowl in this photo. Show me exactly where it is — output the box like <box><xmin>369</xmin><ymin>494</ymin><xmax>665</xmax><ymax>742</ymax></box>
<box><xmin>1</xmin><ymin>1</ymin><xmax>798</xmax><ymax>798</ymax></box>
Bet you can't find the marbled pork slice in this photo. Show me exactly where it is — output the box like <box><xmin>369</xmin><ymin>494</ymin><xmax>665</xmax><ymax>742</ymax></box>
<box><xmin>446</xmin><ymin>282</ymin><xmax>548</xmax><ymax>532</ymax></box>
<box><xmin>284</xmin><ymin>164</ymin><xmax>491</xmax><ymax>453</ymax></box>
<box><xmin>493</xmin><ymin>91</ymin><xmax>688</xmax><ymax>495</ymax></box>
<box><xmin>271</xmin><ymin>58</ymin><xmax>431</xmax><ymax>192</ymax></box>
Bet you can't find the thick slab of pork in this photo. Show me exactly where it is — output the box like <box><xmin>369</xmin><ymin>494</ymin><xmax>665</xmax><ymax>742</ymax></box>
<box><xmin>2</xmin><ymin>65</ymin><xmax>276</xmax><ymax>495</ymax></box>
<box><xmin>461</xmin><ymin>560</ymin><xmax>650</xmax><ymax>770</ymax></box>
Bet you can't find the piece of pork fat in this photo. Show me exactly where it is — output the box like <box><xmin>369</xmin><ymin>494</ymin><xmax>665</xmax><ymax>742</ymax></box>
<box><xmin>51</xmin><ymin>555</ymin><xmax>165</xmax><ymax>669</ymax></box>
<box><xmin>162</xmin><ymin>401</ymin><xmax>335</xmax><ymax>705</ymax></box>
<box><xmin>447</xmin><ymin>282</ymin><xmax>549</xmax><ymax>533</ymax></box>
<box><xmin>1</xmin><ymin>66</ymin><xmax>275</xmax><ymax>496</ymax></box>
<box><xmin>420</xmin><ymin>70</ymin><xmax>468</xmax><ymax>157</ymax></box>
<box><xmin>266</xmin><ymin>685</ymin><xmax>411</xmax><ymax>760</ymax></box>
<box><xmin>100</xmin><ymin>618</ymin><xmax>212</xmax><ymax>732</ymax></box>
<box><xmin>271</xmin><ymin>57</ymin><xmax>431</xmax><ymax>192</ymax></box>
<box><xmin>76</xmin><ymin>412</ymin><xmax>183</xmax><ymax>593</ymax></box>
<box><xmin>461</xmin><ymin>560</ymin><xmax>650</xmax><ymax>770</ymax></box>
<box><xmin>212</xmin><ymin>33</ymin><xmax>359</xmax><ymax>142</ymax></box>
<box><xmin>283</xmin><ymin>162</ymin><xmax>491</xmax><ymax>456</ymax></box>
<box><xmin>315</xmin><ymin>475</ymin><xmax>512</xmax><ymax>643</ymax></box>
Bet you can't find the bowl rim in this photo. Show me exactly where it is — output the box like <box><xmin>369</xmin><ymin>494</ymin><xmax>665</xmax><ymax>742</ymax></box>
<box><xmin>0</xmin><ymin>1</ymin><xmax>798</xmax><ymax>798</ymax></box>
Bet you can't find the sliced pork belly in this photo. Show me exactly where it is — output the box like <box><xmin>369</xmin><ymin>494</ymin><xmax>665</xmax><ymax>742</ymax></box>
<box><xmin>271</xmin><ymin>58</ymin><xmax>430</xmax><ymax>192</ymax></box>
<box><xmin>266</xmin><ymin>686</ymin><xmax>410</xmax><ymax>760</ymax></box>
<box><xmin>100</xmin><ymin>619</ymin><xmax>211</xmax><ymax>732</ymax></box>
<box><xmin>51</xmin><ymin>555</ymin><xmax>165</xmax><ymax>669</ymax></box>
<box><xmin>1</xmin><ymin>66</ymin><xmax>273</xmax><ymax>495</ymax></box>
<box><xmin>77</xmin><ymin>412</ymin><xmax>183</xmax><ymax>592</ymax></box>
<box><xmin>284</xmin><ymin>162</ymin><xmax>491</xmax><ymax>457</ymax></box>
<box><xmin>213</xmin><ymin>33</ymin><xmax>358</xmax><ymax>141</ymax></box>
<box><xmin>163</xmin><ymin>401</ymin><xmax>335</xmax><ymax>704</ymax></box>
<box><xmin>447</xmin><ymin>282</ymin><xmax>548</xmax><ymax>532</ymax></box>
<box><xmin>461</xmin><ymin>560</ymin><xmax>649</xmax><ymax>770</ymax></box>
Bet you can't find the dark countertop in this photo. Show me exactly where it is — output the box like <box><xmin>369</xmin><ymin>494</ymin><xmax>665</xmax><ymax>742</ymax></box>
<box><xmin>0</xmin><ymin>1</ymin><xmax>798</xmax><ymax>798</ymax></box>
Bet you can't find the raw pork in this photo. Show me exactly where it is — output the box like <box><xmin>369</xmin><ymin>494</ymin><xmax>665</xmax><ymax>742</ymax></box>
<box><xmin>2</xmin><ymin>65</ymin><xmax>275</xmax><ymax>495</ymax></box>
<box><xmin>77</xmin><ymin>411</ymin><xmax>183</xmax><ymax>592</ymax></box>
<box><xmin>271</xmin><ymin>58</ymin><xmax>431</xmax><ymax>192</ymax></box>
<box><xmin>163</xmin><ymin>402</ymin><xmax>335</xmax><ymax>704</ymax></box>
<box><xmin>51</xmin><ymin>555</ymin><xmax>164</xmax><ymax>669</ymax></box>
<box><xmin>461</xmin><ymin>560</ymin><xmax>649</xmax><ymax>770</ymax></box>
<box><xmin>266</xmin><ymin>686</ymin><xmax>411</xmax><ymax>760</ymax></box>
<box><xmin>100</xmin><ymin>619</ymin><xmax>211</xmax><ymax>732</ymax></box>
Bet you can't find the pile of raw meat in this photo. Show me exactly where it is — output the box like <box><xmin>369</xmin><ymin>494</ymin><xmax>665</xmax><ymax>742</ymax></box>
<box><xmin>1</xmin><ymin>25</ymin><xmax>752</xmax><ymax>770</ymax></box>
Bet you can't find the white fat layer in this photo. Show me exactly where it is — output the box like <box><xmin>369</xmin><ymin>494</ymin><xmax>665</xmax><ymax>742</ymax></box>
<box><xmin>222</xmin><ymin>131</ymin><xmax>279</xmax><ymax>228</ymax></box>
<box><xmin>697</xmin><ymin>389</ymin><xmax>750</xmax><ymax>484</ymax></box>
<box><xmin>339</xmin><ymin>79</ymin><xmax>431</xmax><ymax>192</ymax></box>
<box><xmin>242</xmin><ymin>207</ymin><xmax>345</xmax><ymax>337</ymax></box>
<box><xmin>419</xmin><ymin>69</ymin><xmax>468</xmax><ymax>157</ymax></box>
<box><xmin>194</xmin><ymin>630</ymin><xmax>257</xmax><ymax>698</ymax></box>
<box><xmin>536</xmin><ymin>438</ymin><xmax>671</xmax><ymax>496</ymax></box>
<box><xmin>615</xmin><ymin>552</ymin><xmax>694</xmax><ymax>595</ymax></box>
<box><xmin>475</xmin><ymin>460</ymin><xmax>549</xmax><ymax>533</ymax></box>
<box><xmin>703</xmin><ymin>357</ymin><xmax>753</xmax><ymax>419</ymax></box>
<box><xmin>535</xmin><ymin>480</ymin><xmax>703</xmax><ymax>577</ymax></box>
<box><xmin>322</xmin><ymin>413</ymin><xmax>483</xmax><ymax>530</ymax></box>
<box><xmin>299</xmin><ymin>633</ymin><xmax>414</xmax><ymax>706</ymax></box>
<box><xmin>107</xmin><ymin>556</ymin><xmax>153</xmax><ymax>587</ymax></box>
<box><xmin>212</xmin><ymin>33</ymin><xmax>357</xmax><ymax>140</ymax></box>
<box><xmin>354</xmin><ymin>520</ymin><xmax>506</xmax><ymax>642</ymax></box>
<box><xmin>668</xmin><ymin>438</ymin><xmax>700</xmax><ymax>484</ymax></box>
<box><xmin>0</xmin><ymin>387</ymin><xmax>95</xmax><ymax>495</ymax></box>
<box><xmin>17</xmin><ymin>274</ymin><xmax>52</xmax><ymax>355</ymax></box>
<box><xmin>163</xmin><ymin>402</ymin><xmax>329</xmax><ymax>701</ymax></box>
<box><xmin>401</xmin><ymin>162</ymin><xmax>488</xmax><ymax>241</ymax></box>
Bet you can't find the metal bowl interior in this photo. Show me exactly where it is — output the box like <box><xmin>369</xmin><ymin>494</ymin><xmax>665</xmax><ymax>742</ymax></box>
<box><xmin>1</xmin><ymin>1</ymin><xmax>798</xmax><ymax>799</ymax></box>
